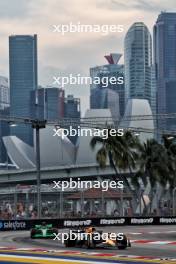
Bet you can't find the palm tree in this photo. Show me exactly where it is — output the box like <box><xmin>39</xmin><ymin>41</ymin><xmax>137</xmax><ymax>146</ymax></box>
<box><xmin>162</xmin><ymin>135</ymin><xmax>176</xmax><ymax>212</ymax></box>
<box><xmin>132</xmin><ymin>139</ymin><xmax>170</xmax><ymax>214</ymax></box>
<box><xmin>90</xmin><ymin>129</ymin><xmax>139</xmax><ymax>212</ymax></box>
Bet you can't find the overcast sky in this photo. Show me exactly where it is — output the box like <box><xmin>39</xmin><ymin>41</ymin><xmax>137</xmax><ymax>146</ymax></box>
<box><xmin>0</xmin><ymin>0</ymin><xmax>176</xmax><ymax>114</ymax></box>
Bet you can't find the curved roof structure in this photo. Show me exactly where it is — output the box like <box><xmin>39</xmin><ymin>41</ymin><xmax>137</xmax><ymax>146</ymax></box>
<box><xmin>3</xmin><ymin>109</ymin><xmax>114</xmax><ymax>169</ymax></box>
<box><xmin>3</xmin><ymin>136</ymin><xmax>35</xmax><ymax>169</ymax></box>
<box><xmin>3</xmin><ymin>126</ymin><xmax>76</xmax><ymax>169</ymax></box>
<box><xmin>120</xmin><ymin>99</ymin><xmax>154</xmax><ymax>142</ymax></box>
<box><xmin>76</xmin><ymin>109</ymin><xmax>113</xmax><ymax>164</ymax></box>
<box><xmin>3</xmin><ymin>103</ymin><xmax>154</xmax><ymax>170</ymax></box>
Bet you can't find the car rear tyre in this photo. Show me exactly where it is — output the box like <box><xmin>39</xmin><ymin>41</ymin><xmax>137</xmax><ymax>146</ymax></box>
<box><xmin>64</xmin><ymin>235</ymin><xmax>76</xmax><ymax>247</ymax></box>
<box><xmin>117</xmin><ymin>235</ymin><xmax>128</xmax><ymax>250</ymax></box>
<box><xmin>85</xmin><ymin>234</ymin><xmax>95</xmax><ymax>249</ymax></box>
<box><xmin>117</xmin><ymin>245</ymin><xmax>127</xmax><ymax>249</ymax></box>
<box><xmin>30</xmin><ymin>229</ymin><xmax>36</xmax><ymax>239</ymax></box>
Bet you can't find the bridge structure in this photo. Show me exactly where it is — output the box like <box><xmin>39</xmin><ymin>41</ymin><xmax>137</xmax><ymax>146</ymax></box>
<box><xmin>0</xmin><ymin>163</ymin><xmax>120</xmax><ymax>186</ymax></box>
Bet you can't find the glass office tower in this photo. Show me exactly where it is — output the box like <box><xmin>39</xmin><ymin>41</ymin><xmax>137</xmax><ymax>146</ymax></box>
<box><xmin>64</xmin><ymin>95</ymin><xmax>80</xmax><ymax>119</ymax></box>
<box><xmin>9</xmin><ymin>35</ymin><xmax>38</xmax><ymax>146</ymax></box>
<box><xmin>31</xmin><ymin>87</ymin><xmax>65</xmax><ymax>121</ymax></box>
<box><xmin>90</xmin><ymin>88</ymin><xmax>120</xmax><ymax>121</ymax></box>
<box><xmin>64</xmin><ymin>95</ymin><xmax>80</xmax><ymax>144</ymax></box>
<box><xmin>154</xmin><ymin>12</ymin><xmax>176</xmax><ymax>132</ymax></box>
<box><xmin>124</xmin><ymin>22</ymin><xmax>152</xmax><ymax>106</ymax></box>
<box><xmin>0</xmin><ymin>76</ymin><xmax>10</xmax><ymax>162</ymax></box>
<box><xmin>90</xmin><ymin>53</ymin><xmax>125</xmax><ymax>118</ymax></box>
<box><xmin>0</xmin><ymin>76</ymin><xmax>9</xmax><ymax>110</ymax></box>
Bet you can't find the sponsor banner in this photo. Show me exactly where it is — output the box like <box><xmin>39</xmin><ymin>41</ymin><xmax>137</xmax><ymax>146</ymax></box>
<box><xmin>0</xmin><ymin>217</ymin><xmax>176</xmax><ymax>231</ymax></box>
<box><xmin>130</xmin><ymin>217</ymin><xmax>154</xmax><ymax>225</ymax></box>
<box><xmin>99</xmin><ymin>218</ymin><xmax>126</xmax><ymax>225</ymax></box>
<box><xmin>0</xmin><ymin>220</ymin><xmax>27</xmax><ymax>231</ymax></box>
<box><xmin>63</xmin><ymin>219</ymin><xmax>92</xmax><ymax>227</ymax></box>
<box><xmin>159</xmin><ymin>217</ymin><xmax>176</xmax><ymax>224</ymax></box>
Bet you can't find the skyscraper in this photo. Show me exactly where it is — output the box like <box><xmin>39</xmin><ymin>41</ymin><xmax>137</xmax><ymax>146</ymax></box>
<box><xmin>151</xmin><ymin>65</ymin><xmax>157</xmax><ymax>117</ymax></box>
<box><xmin>0</xmin><ymin>76</ymin><xmax>9</xmax><ymax>110</ymax></box>
<box><xmin>154</xmin><ymin>12</ymin><xmax>176</xmax><ymax>132</ymax></box>
<box><xmin>0</xmin><ymin>76</ymin><xmax>10</xmax><ymax>162</ymax></box>
<box><xmin>90</xmin><ymin>88</ymin><xmax>120</xmax><ymax>122</ymax></box>
<box><xmin>9</xmin><ymin>35</ymin><xmax>38</xmax><ymax>146</ymax></box>
<box><xmin>31</xmin><ymin>87</ymin><xmax>65</xmax><ymax>121</ymax></box>
<box><xmin>64</xmin><ymin>95</ymin><xmax>80</xmax><ymax>144</ymax></box>
<box><xmin>124</xmin><ymin>22</ymin><xmax>152</xmax><ymax>106</ymax></box>
<box><xmin>64</xmin><ymin>95</ymin><xmax>80</xmax><ymax>119</ymax></box>
<box><xmin>90</xmin><ymin>53</ymin><xmax>125</xmax><ymax>117</ymax></box>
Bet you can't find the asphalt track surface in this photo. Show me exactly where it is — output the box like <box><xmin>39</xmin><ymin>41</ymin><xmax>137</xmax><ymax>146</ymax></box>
<box><xmin>0</xmin><ymin>225</ymin><xmax>176</xmax><ymax>263</ymax></box>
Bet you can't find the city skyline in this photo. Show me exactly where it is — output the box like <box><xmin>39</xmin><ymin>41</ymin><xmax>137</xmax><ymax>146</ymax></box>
<box><xmin>0</xmin><ymin>0</ymin><xmax>175</xmax><ymax>112</ymax></box>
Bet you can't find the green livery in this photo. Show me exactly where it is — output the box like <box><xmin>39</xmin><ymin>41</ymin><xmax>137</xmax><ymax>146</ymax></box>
<box><xmin>30</xmin><ymin>223</ymin><xmax>58</xmax><ymax>239</ymax></box>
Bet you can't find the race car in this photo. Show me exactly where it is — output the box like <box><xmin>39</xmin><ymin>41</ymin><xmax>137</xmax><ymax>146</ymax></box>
<box><xmin>30</xmin><ymin>222</ymin><xmax>58</xmax><ymax>239</ymax></box>
<box><xmin>64</xmin><ymin>227</ymin><xmax>131</xmax><ymax>250</ymax></box>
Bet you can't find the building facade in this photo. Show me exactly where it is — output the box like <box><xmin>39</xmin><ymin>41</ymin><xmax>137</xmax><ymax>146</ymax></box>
<box><xmin>64</xmin><ymin>95</ymin><xmax>80</xmax><ymax>119</ymax></box>
<box><xmin>64</xmin><ymin>95</ymin><xmax>80</xmax><ymax>144</ymax></box>
<box><xmin>124</xmin><ymin>22</ymin><xmax>152</xmax><ymax>107</ymax></box>
<box><xmin>154</xmin><ymin>12</ymin><xmax>176</xmax><ymax>132</ymax></box>
<box><xmin>0</xmin><ymin>76</ymin><xmax>9</xmax><ymax>110</ymax></box>
<box><xmin>90</xmin><ymin>88</ymin><xmax>120</xmax><ymax>122</ymax></box>
<box><xmin>31</xmin><ymin>87</ymin><xmax>65</xmax><ymax>121</ymax></box>
<box><xmin>9</xmin><ymin>35</ymin><xmax>38</xmax><ymax>146</ymax></box>
<box><xmin>0</xmin><ymin>76</ymin><xmax>10</xmax><ymax>162</ymax></box>
<box><xmin>90</xmin><ymin>53</ymin><xmax>125</xmax><ymax>118</ymax></box>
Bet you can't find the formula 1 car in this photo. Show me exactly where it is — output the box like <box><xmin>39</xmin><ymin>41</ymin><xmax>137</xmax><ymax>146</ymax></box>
<box><xmin>64</xmin><ymin>227</ymin><xmax>131</xmax><ymax>250</ymax></box>
<box><xmin>30</xmin><ymin>223</ymin><xmax>58</xmax><ymax>239</ymax></box>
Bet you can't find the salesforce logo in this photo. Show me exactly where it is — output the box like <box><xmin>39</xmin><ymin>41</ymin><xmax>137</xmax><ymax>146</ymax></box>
<box><xmin>0</xmin><ymin>221</ymin><xmax>4</xmax><ymax>229</ymax></box>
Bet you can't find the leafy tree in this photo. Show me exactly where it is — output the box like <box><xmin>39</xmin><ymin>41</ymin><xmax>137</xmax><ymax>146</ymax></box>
<box><xmin>90</xmin><ymin>129</ymin><xmax>139</xmax><ymax>212</ymax></box>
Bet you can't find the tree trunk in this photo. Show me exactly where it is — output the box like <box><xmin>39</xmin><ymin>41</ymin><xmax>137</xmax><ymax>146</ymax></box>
<box><xmin>108</xmin><ymin>152</ymin><xmax>137</xmax><ymax>214</ymax></box>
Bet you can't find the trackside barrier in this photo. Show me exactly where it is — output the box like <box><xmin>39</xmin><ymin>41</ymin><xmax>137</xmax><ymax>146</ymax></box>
<box><xmin>0</xmin><ymin>217</ymin><xmax>176</xmax><ymax>231</ymax></box>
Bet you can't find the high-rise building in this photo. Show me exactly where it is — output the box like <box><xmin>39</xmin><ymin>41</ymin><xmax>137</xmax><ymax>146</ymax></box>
<box><xmin>64</xmin><ymin>95</ymin><xmax>80</xmax><ymax>119</ymax></box>
<box><xmin>154</xmin><ymin>12</ymin><xmax>176</xmax><ymax>132</ymax></box>
<box><xmin>31</xmin><ymin>87</ymin><xmax>65</xmax><ymax>121</ymax></box>
<box><xmin>124</xmin><ymin>22</ymin><xmax>152</xmax><ymax>106</ymax></box>
<box><xmin>151</xmin><ymin>65</ymin><xmax>157</xmax><ymax>117</ymax></box>
<box><xmin>64</xmin><ymin>95</ymin><xmax>80</xmax><ymax>144</ymax></box>
<box><xmin>0</xmin><ymin>112</ymin><xmax>9</xmax><ymax>163</ymax></box>
<box><xmin>90</xmin><ymin>88</ymin><xmax>120</xmax><ymax>122</ymax></box>
<box><xmin>0</xmin><ymin>76</ymin><xmax>10</xmax><ymax>162</ymax></box>
<box><xmin>0</xmin><ymin>76</ymin><xmax>9</xmax><ymax>110</ymax></box>
<box><xmin>90</xmin><ymin>53</ymin><xmax>125</xmax><ymax>117</ymax></box>
<box><xmin>9</xmin><ymin>35</ymin><xmax>38</xmax><ymax>146</ymax></box>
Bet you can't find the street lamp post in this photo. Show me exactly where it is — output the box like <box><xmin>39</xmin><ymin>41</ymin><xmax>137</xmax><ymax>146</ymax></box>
<box><xmin>120</xmin><ymin>188</ymin><xmax>124</xmax><ymax>216</ymax></box>
<box><xmin>32</xmin><ymin>120</ymin><xmax>46</xmax><ymax>219</ymax></box>
<box><xmin>14</xmin><ymin>185</ymin><xmax>18</xmax><ymax>218</ymax></box>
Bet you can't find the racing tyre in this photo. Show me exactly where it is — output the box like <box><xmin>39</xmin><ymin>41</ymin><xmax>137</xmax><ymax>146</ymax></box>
<box><xmin>64</xmin><ymin>235</ymin><xmax>76</xmax><ymax>247</ymax></box>
<box><xmin>30</xmin><ymin>229</ymin><xmax>36</xmax><ymax>239</ymax></box>
<box><xmin>117</xmin><ymin>235</ymin><xmax>128</xmax><ymax>250</ymax></box>
<box><xmin>85</xmin><ymin>234</ymin><xmax>96</xmax><ymax>249</ymax></box>
<box><xmin>52</xmin><ymin>228</ymin><xmax>58</xmax><ymax>233</ymax></box>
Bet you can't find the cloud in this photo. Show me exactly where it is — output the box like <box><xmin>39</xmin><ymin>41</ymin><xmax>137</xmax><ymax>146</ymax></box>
<box><xmin>0</xmin><ymin>0</ymin><xmax>175</xmax><ymax>113</ymax></box>
<box><xmin>99</xmin><ymin>0</ymin><xmax>176</xmax><ymax>12</ymax></box>
<box><xmin>0</xmin><ymin>0</ymin><xmax>31</xmax><ymax>18</ymax></box>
